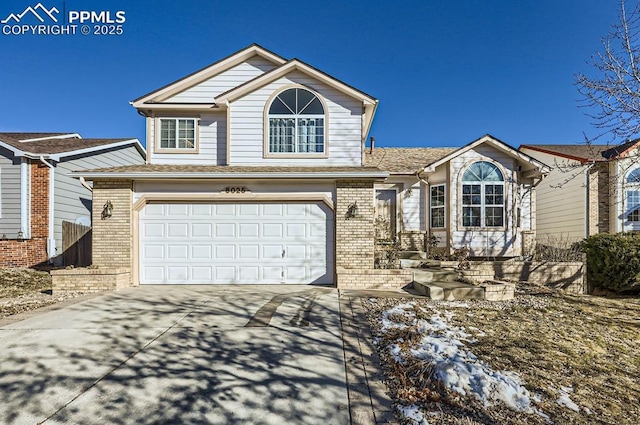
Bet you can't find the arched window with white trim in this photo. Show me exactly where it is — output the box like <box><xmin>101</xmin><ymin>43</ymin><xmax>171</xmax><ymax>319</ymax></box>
<box><xmin>268</xmin><ymin>88</ymin><xmax>325</xmax><ymax>154</ymax></box>
<box><xmin>461</xmin><ymin>161</ymin><xmax>505</xmax><ymax>227</ymax></box>
<box><xmin>625</xmin><ymin>168</ymin><xmax>640</xmax><ymax>222</ymax></box>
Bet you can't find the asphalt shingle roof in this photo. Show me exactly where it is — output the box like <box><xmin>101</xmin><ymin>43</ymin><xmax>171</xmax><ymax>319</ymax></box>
<box><xmin>363</xmin><ymin>147</ymin><xmax>457</xmax><ymax>173</ymax></box>
<box><xmin>75</xmin><ymin>164</ymin><xmax>384</xmax><ymax>174</ymax></box>
<box><xmin>0</xmin><ymin>133</ymin><xmax>133</xmax><ymax>155</ymax></box>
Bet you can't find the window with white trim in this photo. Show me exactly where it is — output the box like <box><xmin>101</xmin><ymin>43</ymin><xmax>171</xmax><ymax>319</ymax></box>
<box><xmin>430</xmin><ymin>184</ymin><xmax>445</xmax><ymax>228</ymax></box>
<box><xmin>159</xmin><ymin>118</ymin><xmax>196</xmax><ymax>150</ymax></box>
<box><xmin>461</xmin><ymin>161</ymin><xmax>504</xmax><ymax>227</ymax></box>
<box><xmin>626</xmin><ymin>168</ymin><xmax>640</xmax><ymax>222</ymax></box>
<box><xmin>268</xmin><ymin>88</ymin><xmax>325</xmax><ymax>154</ymax></box>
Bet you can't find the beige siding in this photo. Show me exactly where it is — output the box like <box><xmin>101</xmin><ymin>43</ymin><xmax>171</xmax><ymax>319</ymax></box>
<box><xmin>520</xmin><ymin>148</ymin><xmax>588</xmax><ymax>243</ymax></box>
<box><xmin>165</xmin><ymin>57</ymin><xmax>278</xmax><ymax>103</ymax></box>
<box><xmin>228</xmin><ymin>71</ymin><xmax>363</xmax><ymax>166</ymax></box>
<box><xmin>0</xmin><ymin>147</ymin><xmax>22</xmax><ymax>236</ymax></box>
<box><xmin>54</xmin><ymin>145</ymin><xmax>145</xmax><ymax>257</ymax></box>
<box><xmin>149</xmin><ymin>112</ymin><xmax>226</xmax><ymax>165</ymax></box>
<box><xmin>449</xmin><ymin>145</ymin><xmax>521</xmax><ymax>257</ymax></box>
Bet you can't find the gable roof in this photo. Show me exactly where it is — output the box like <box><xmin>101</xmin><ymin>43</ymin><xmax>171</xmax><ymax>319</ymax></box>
<box><xmin>521</xmin><ymin>140</ymin><xmax>640</xmax><ymax>163</ymax></box>
<box><xmin>0</xmin><ymin>133</ymin><xmax>145</xmax><ymax>161</ymax></box>
<box><xmin>364</xmin><ymin>147</ymin><xmax>457</xmax><ymax>174</ymax></box>
<box><xmin>131</xmin><ymin>44</ymin><xmax>287</xmax><ymax>107</ymax></box>
<box><xmin>419</xmin><ymin>134</ymin><xmax>551</xmax><ymax>176</ymax></box>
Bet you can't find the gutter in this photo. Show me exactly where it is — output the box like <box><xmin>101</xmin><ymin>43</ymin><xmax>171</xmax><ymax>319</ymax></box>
<box><xmin>39</xmin><ymin>156</ymin><xmax>56</xmax><ymax>261</ymax></box>
<box><xmin>71</xmin><ymin>171</ymin><xmax>390</xmax><ymax>180</ymax></box>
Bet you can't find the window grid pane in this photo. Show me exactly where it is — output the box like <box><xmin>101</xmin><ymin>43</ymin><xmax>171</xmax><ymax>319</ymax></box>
<box><xmin>430</xmin><ymin>185</ymin><xmax>446</xmax><ymax>228</ymax></box>
<box><xmin>268</xmin><ymin>88</ymin><xmax>325</xmax><ymax>154</ymax></box>
<box><xmin>628</xmin><ymin>190</ymin><xmax>640</xmax><ymax>221</ymax></box>
<box><xmin>160</xmin><ymin>120</ymin><xmax>176</xmax><ymax>149</ymax></box>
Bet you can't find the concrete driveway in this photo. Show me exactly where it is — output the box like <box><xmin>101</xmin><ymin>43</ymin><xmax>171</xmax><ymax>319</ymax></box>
<box><xmin>0</xmin><ymin>285</ymin><xmax>376</xmax><ymax>425</ymax></box>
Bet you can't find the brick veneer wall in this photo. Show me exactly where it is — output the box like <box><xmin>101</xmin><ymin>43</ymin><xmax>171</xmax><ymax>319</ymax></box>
<box><xmin>335</xmin><ymin>180</ymin><xmax>375</xmax><ymax>270</ymax></box>
<box><xmin>91</xmin><ymin>180</ymin><xmax>133</xmax><ymax>270</ymax></box>
<box><xmin>0</xmin><ymin>162</ymin><xmax>49</xmax><ymax>267</ymax></box>
<box><xmin>588</xmin><ymin>163</ymin><xmax>610</xmax><ymax>235</ymax></box>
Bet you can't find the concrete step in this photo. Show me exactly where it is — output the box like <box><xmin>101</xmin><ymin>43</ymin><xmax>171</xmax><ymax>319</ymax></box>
<box><xmin>400</xmin><ymin>259</ymin><xmax>424</xmax><ymax>269</ymax></box>
<box><xmin>411</xmin><ymin>268</ymin><xmax>459</xmax><ymax>283</ymax></box>
<box><xmin>399</xmin><ymin>251</ymin><xmax>427</xmax><ymax>260</ymax></box>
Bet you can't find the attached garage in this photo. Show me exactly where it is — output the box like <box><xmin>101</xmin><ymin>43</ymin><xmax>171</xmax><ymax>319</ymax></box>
<box><xmin>139</xmin><ymin>202</ymin><xmax>334</xmax><ymax>284</ymax></box>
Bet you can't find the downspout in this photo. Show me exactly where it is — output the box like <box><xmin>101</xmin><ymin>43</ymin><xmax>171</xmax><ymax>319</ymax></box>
<box><xmin>20</xmin><ymin>158</ymin><xmax>30</xmax><ymax>238</ymax></box>
<box><xmin>79</xmin><ymin>177</ymin><xmax>93</xmax><ymax>193</ymax></box>
<box><xmin>39</xmin><ymin>156</ymin><xmax>56</xmax><ymax>261</ymax></box>
<box><xmin>584</xmin><ymin>162</ymin><xmax>595</xmax><ymax>238</ymax></box>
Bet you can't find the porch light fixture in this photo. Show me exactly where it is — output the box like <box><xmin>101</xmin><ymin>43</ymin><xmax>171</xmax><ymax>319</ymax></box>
<box><xmin>345</xmin><ymin>202</ymin><xmax>359</xmax><ymax>219</ymax></box>
<box><xmin>101</xmin><ymin>200</ymin><xmax>114</xmax><ymax>220</ymax></box>
<box><xmin>17</xmin><ymin>231</ymin><xmax>24</xmax><ymax>242</ymax></box>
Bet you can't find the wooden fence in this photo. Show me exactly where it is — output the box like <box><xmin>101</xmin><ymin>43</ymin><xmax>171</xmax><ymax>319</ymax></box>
<box><xmin>62</xmin><ymin>221</ymin><xmax>92</xmax><ymax>267</ymax></box>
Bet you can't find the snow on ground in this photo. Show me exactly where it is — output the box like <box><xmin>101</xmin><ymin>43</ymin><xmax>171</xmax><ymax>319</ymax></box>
<box><xmin>556</xmin><ymin>386</ymin><xmax>580</xmax><ymax>412</ymax></box>
<box><xmin>381</xmin><ymin>301</ymin><xmax>537</xmax><ymax>416</ymax></box>
<box><xmin>396</xmin><ymin>404</ymin><xmax>430</xmax><ymax>425</ymax></box>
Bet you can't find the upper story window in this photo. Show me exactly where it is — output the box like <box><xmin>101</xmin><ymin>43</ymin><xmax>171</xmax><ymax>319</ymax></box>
<box><xmin>268</xmin><ymin>88</ymin><xmax>325</xmax><ymax>154</ymax></box>
<box><xmin>461</xmin><ymin>161</ymin><xmax>504</xmax><ymax>227</ymax></box>
<box><xmin>159</xmin><ymin>118</ymin><xmax>197</xmax><ymax>150</ymax></box>
<box><xmin>626</xmin><ymin>168</ymin><xmax>640</xmax><ymax>222</ymax></box>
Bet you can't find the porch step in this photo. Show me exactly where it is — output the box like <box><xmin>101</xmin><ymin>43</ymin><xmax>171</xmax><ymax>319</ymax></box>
<box><xmin>411</xmin><ymin>268</ymin><xmax>459</xmax><ymax>283</ymax></box>
<box><xmin>399</xmin><ymin>251</ymin><xmax>428</xmax><ymax>260</ymax></box>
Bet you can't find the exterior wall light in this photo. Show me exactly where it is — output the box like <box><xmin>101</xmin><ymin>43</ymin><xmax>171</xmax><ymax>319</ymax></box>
<box><xmin>101</xmin><ymin>200</ymin><xmax>114</xmax><ymax>219</ymax></box>
<box><xmin>346</xmin><ymin>202</ymin><xmax>359</xmax><ymax>219</ymax></box>
<box><xmin>17</xmin><ymin>231</ymin><xmax>24</xmax><ymax>242</ymax></box>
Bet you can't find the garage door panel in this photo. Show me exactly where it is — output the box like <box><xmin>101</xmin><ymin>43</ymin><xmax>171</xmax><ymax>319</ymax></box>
<box><xmin>140</xmin><ymin>202</ymin><xmax>333</xmax><ymax>284</ymax></box>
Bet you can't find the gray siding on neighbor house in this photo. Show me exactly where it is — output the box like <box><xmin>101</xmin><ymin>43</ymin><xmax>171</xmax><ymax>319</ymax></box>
<box><xmin>53</xmin><ymin>144</ymin><xmax>144</xmax><ymax>256</ymax></box>
<box><xmin>0</xmin><ymin>147</ymin><xmax>22</xmax><ymax>237</ymax></box>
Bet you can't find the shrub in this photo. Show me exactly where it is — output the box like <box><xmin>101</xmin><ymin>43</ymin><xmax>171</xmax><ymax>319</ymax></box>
<box><xmin>581</xmin><ymin>233</ymin><xmax>640</xmax><ymax>293</ymax></box>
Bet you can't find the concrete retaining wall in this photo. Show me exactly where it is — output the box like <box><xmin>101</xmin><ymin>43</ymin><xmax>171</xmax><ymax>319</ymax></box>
<box><xmin>491</xmin><ymin>261</ymin><xmax>585</xmax><ymax>294</ymax></box>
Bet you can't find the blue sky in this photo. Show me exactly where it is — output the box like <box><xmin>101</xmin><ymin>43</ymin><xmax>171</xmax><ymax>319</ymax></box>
<box><xmin>0</xmin><ymin>0</ymin><xmax>620</xmax><ymax>148</ymax></box>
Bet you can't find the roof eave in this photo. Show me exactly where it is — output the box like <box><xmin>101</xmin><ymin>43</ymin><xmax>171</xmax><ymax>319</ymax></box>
<box><xmin>71</xmin><ymin>171</ymin><xmax>389</xmax><ymax>181</ymax></box>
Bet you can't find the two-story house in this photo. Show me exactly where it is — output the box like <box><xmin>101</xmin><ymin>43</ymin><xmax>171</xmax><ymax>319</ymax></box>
<box><xmin>74</xmin><ymin>44</ymin><xmax>549</xmax><ymax>288</ymax></box>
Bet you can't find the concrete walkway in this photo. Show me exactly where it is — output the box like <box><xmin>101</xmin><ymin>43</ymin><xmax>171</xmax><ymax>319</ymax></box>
<box><xmin>0</xmin><ymin>286</ymin><xmax>384</xmax><ymax>424</ymax></box>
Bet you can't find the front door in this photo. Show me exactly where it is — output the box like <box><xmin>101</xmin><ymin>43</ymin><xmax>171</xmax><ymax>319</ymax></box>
<box><xmin>374</xmin><ymin>190</ymin><xmax>397</xmax><ymax>241</ymax></box>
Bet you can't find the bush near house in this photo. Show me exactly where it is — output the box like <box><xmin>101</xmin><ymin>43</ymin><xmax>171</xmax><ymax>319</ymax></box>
<box><xmin>582</xmin><ymin>233</ymin><xmax>640</xmax><ymax>293</ymax></box>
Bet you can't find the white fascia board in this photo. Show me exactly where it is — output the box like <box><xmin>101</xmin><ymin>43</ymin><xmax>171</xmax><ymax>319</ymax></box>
<box><xmin>135</xmin><ymin>103</ymin><xmax>217</xmax><ymax>110</ymax></box>
<box><xmin>0</xmin><ymin>140</ymin><xmax>26</xmax><ymax>156</ymax></box>
<box><xmin>52</xmin><ymin>139</ymin><xmax>146</xmax><ymax>161</ymax></box>
<box><xmin>216</xmin><ymin>60</ymin><xmax>377</xmax><ymax>105</ymax></box>
<box><xmin>20</xmin><ymin>133</ymin><xmax>81</xmax><ymax>142</ymax></box>
<box><xmin>131</xmin><ymin>46</ymin><xmax>287</xmax><ymax>107</ymax></box>
<box><xmin>72</xmin><ymin>171</ymin><xmax>389</xmax><ymax>180</ymax></box>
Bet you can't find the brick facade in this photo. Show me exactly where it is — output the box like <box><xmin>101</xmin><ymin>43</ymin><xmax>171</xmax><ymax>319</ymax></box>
<box><xmin>335</xmin><ymin>180</ymin><xmax>375</xmax><ymax>270</ymax></box>
<box><xmin>91</xmin><ymin>180</ymin><xmax>133</xmax><ymax>270</ymax></box>
<box><xmin>0</xmin><ymin>161</ymin><xmax>49</xmax><ymax>267</ymax></box>
<box><xmin>588</xmin><ymin>163</ymin><xmax>611</xmax><ymax>235</ymax></box>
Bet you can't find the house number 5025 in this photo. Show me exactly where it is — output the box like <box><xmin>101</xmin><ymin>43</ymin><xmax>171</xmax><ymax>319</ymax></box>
<box><xmin>224</xmin><ymin>187</ymin><xmax>247</xmax><ymax>193</ymax></box>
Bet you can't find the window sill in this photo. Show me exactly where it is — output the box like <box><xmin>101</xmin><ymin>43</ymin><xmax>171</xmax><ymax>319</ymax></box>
<box><xmin>263</xmin><ymin>152</ymin><xmax>328</xmax><ymax>159</ymax></box>
<box><xmin>154</xmin><ymin>148</ymin><xmax>199</xmax><ymax>154</ymax></box>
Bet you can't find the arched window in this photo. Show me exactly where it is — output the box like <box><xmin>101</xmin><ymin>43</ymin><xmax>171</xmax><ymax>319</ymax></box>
<box><xmin>268</xmin><ymin>88</ymin><xmax>325</xmax><ymax>154</ymax></box>
<box><xmin>625</xmin><ymin>168</ymin><xmax>640</xmax><ymax>222</ymax></box>
<box><xmin>461</xmin><ymin>161</ymin><xmax>505</xmax><ymax>227</ymax></box>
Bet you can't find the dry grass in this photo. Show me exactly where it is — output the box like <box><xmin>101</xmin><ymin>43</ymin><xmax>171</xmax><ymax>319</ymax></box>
<box><xmin>0</xmin><ymin>267</ymin><xmax>51</xmax><ymax>298</ymax></box>
<box><xmin>364</xmin><ymin>287</ymin><xmax>640</xmax><ymax>424</ymax></box>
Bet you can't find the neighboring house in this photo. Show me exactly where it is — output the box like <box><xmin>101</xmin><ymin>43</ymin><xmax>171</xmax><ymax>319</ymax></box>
<box><xmin>0</xmin><ymin>133</ymin><xmax>145</xmax><ymax>267</ymax></box>
<box><xmin>365</xmin><ymin>135</ymin><xmax>549</xmax><ymax>257</ymax></box>
<box><xmin>73</xmin><ymin>44</ymin><xmax>548</xmax><ymax>288</ymax></box>
<box><xmin>521</xmin><ymin>141</ymin><xmax>640</xmax><ymax>243</ymax></box>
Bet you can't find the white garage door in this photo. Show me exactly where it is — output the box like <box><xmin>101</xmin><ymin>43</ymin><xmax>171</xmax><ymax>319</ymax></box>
<box><xmin>139</xmin><ymin>202</ymin><xmax>334</xmax><ymax>284</ymax></box>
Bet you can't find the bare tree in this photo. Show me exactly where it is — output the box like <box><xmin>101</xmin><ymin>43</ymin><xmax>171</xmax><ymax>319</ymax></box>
<box><xmin>576</xmin><ymin>0</ymin><xmax>640</xmax><ymax>144</ymax></box>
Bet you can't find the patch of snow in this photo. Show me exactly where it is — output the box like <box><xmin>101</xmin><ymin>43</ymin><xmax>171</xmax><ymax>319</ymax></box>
<box><xmin>389</xmin><ymin>344</ymin><xmax>405</xmax><ymax>364</ymax></box>
<box><xmin>381</xmin><ymin>302</ymin><xmax>415</xmax><ymax>331</ymax></box>
<box><xmin>397</xmin><ymin>404</ymin><xmax>429</xmax><ymax>425</ymax></box>
<box><xmin>583</xmin><ymin>407</ymin><xmax>592</xmax><ymax>415</ymax></box>
<box><xmin>383</xmin><ymin>306</ymin><xmax>534</xmax><ymax>412</ymax></box>
<box><xmin>556</xmin><ymin>387</ymin><xmax>580</xmax><ymax>412</ymax></box>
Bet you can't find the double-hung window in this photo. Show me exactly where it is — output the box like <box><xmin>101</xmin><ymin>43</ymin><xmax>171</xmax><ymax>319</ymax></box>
<box><xmin>626</xmin><ymin>168</ymin><xmax>640</xmax><ymax>222</ymax></box>
<box><xmin>461</xmin><ymin>161</ymin><xmax>505</xmax><ymax>227</ymax></box>
<box><xmin>268</xmin><ymin>88</ymin><xmax>325</xmax><ymax>154</ymax></box>
<box><xmin>430</xmin><ymin>184</ymin><xmax>445</xmax><ymax>228</ymax></box>
<box><xmin>159</xmin><ymin>118</ymin><xmax>197</xmax><ymax>150</ymax></box>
